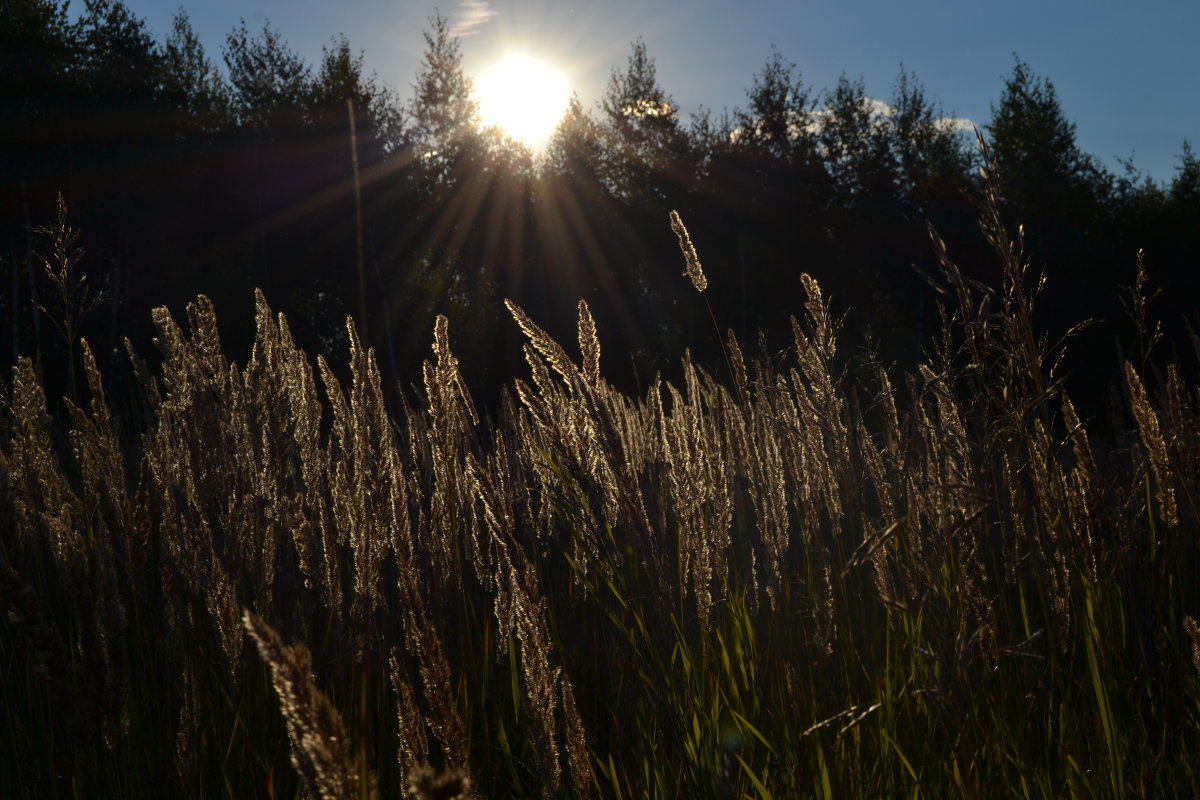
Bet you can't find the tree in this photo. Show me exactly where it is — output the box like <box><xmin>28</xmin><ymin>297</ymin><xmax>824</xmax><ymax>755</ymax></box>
<box><xmin>161</xmin><ymin>10</ymin><xmax>231</xmax><ymax>136</ymax></box>
<box><xmin>408</xmin><ymin>12</ymin><xmax>478</xmax><ymax>185</ymax></box>
<box><xmin>218</xmin><ymin>20</ymin><xmax>314</xmax><ymax>297</ymax></box>
<box><xmin>310</xmin><ymin>35</ymin><xmax>405</xmax><ymax>159</ymax></box>
<box><xmin>0</xmin><ymin>1</ymin><xmax>75</xmax><ymax>363</ymax></box>
<box><xmin>0</xmin><ymin>0</ymin><xmax>74</xmax><ymax>206</ymax></box>
<box><xmin>599</xmin><ymin>37</ymin><xmax>689</xmax><ymax>201</ymax></box>
<box><xmin>67</xmin><ymin>0</ymin><xmax>166</xmax><ymax>206</ymax></box>
<box><xmin>986</xmin><ymin>57</ymin><xmax>1103</xmax><ymax>225</ymax></box>
<box><xmin>818</xmin><ymin>74</ymin><xmax>891</xmax><ymax>197</ymax></box>
<box><xmin>537</xmin><ymin>96</ymin><xmax>638</xmax><ymax>352</ymax></box>
<box><xmin>601</xmin><ymin>38</ymin><xmax>677</xmax><ymax>138</ymax></box>
<box><xmin>0</xmin><ymin>0</ymin><xmax>73</xmax><ymax>136</ymax></box>
<box><xmin>73</xmin><ymin>0</ymin><xmax>162</xmax><ymax>109</ymax></box>
<box><xmin>1159</xmin><ymin>141</ymin><xmax>1200</xmax><ymax>334</ymax></box>
<box><xmin>1169</xmin><ymin>140</ymin><xmax>1200</xmax><ymax>207</ymax></box>
<box><xmin>885</xmin><ymin>65</ymin><xmax>972</xmax><ymax>211</ymax></box>
<box><xmin>546</xmin><ymin>97</ymin><xmax>606</xmax><ymax>180</ymax></box>
<box><xmin>222</xmin><ymin>19</ymin><xmax>311</xmax><ymax>132</ymax></box>
<box><xmin>734</xmin><ymin>46</ymin><xmax>817</xmax><ymax>166</ymax></box>
<box><xmin>986</xmin><ymin>57</ymin><xmax>1127</xmax><ymax>402</ymax></box>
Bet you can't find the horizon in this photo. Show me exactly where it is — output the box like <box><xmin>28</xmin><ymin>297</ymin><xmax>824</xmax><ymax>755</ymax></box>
<box><xmin>88</xmin><ymin>0</ymin><xmax>1200</xmax><ymax>184</ymax></box>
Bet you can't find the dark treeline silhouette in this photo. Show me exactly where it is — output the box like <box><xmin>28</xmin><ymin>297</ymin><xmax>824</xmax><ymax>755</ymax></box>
<box><xmin>3</xmin><ymin>0</ymin><xmax>1198</xmax><ymax>414</ymax></box>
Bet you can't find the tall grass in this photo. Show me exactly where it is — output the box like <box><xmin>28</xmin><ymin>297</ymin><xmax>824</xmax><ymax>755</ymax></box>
<box><xmin>3</xmin><ymin>160</ymin><xmax>1199</xmax><ymax>798</ymax></box>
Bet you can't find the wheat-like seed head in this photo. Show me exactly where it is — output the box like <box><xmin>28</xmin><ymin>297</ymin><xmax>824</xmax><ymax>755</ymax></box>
<box><xmin>1185</xmin><ymin>616</ymin><xmax>1200</xmax><ymax>679</ymax></box>
<box><xmin>669</xmin><ymin>210</ymin><xmax>707</xmax><ymax>293</ymax></box>
<box><xmin>175</xmin><ymin>666</ymin><xmax>199</xmax><ymax>789</ymax></box>
<box><xmin>559</xmin><ymin>676</ymin><xmax>595</xmax><ymax>799</ymax></box>
<box><xmin>243</xmin><ymin>609</ymin><xmax>377</xmax><ymax>800</ymax></box>
<box><xmin>389</xmin><ymin>649</ymin><xmax>431</xmax><ymax>780</ymax></box>
<box><xmin>396</xmin><ymin>572</ymin><xmax>470</xmax><ymax>774</ymax></box>
<box><xmin>1060</xmin><ymin>393</ymin><xmax>1098</xmax><ymax>578</ymax></box>
<box><xmin>1125</xmin><ymin>362</ymin><xmax>1178</xmax><ymax>527</ymax></box>
<box><xmin>509</xmin><ymin>573</ymin><xmax>564</xmax><ymax>798</ymax></box>
<box><xmin>577</xmin><ymin>299</ymin><xmax>601</xmax><ymax>386</ymax></box>
<box><xmin>725</xmin><ymin>328</ymin><xmax>749</xmax><ymax>402</ymax></box>
<box><xmin>506</xmin><ymin>299</ymin><xmax>577</xmax><ymax>386</ymax></box>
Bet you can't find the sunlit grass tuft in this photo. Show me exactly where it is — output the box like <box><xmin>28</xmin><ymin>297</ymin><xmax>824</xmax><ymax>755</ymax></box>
<box><xmin>2</xmin><ymin>151</ymin><xmax>1199</xmax><ymax>798</ymax></box>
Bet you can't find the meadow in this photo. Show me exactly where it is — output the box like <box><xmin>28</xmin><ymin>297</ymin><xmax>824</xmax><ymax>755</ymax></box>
<box><xmin>2</xmin><ymin>164</ymin><xmax>1199</xmax><ymax>799</ymax></box>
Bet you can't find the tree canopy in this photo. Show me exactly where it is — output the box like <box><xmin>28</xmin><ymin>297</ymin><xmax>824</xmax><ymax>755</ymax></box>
<box><xmin>1</xmin><ymin>4</ymin><xmax>1195</xmax><ymax>411</ymax></box>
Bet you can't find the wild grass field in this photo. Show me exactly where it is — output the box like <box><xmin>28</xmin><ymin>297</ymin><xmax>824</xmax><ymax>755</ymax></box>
<box><xmin>2</xmin><ymin>164</ymin><xmax>1199</xmax><ymax>799</ymax></box>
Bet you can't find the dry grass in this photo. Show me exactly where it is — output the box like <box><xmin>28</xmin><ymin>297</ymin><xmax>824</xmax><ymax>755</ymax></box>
<box><xmin>244</xmin><ymin>609</ymin><xmax>376</xmax><ymax>800</ymax></box>
<box><xmin>2</xmin><ymin>154</ymin><xmax>1199</xmax><ymax>798</ymax></box>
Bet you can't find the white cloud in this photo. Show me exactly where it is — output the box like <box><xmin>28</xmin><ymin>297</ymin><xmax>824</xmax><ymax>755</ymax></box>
<box><xmin>728</xmin><ymin>98</ymin><xmax>977</xmax><ymax>145</ymax></box>
<box><xmin>450</xmin><ymin>1</ymin><xmax>497</xmax><ymax>38</ymax></box>
<box><xmin>816</xmin><ymin>98</ymin><xmax>978</xmax><ymax>136</ymax></box>
<box><xmin>934</xmin><ymin>116</ymin><xmax>977</xmax><ymax>134</ymax></box>
<box><xmin>862</xmin><ymin>97</ymin><xmax>894</xmax><ymax>118</ymax></box>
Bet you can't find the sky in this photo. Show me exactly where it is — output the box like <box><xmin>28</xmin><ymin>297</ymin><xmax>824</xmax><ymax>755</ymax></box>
<box><xmin>105</xmin><ymin>0</ymin><xmax>1198</xmax><ymax>183</ymax></box>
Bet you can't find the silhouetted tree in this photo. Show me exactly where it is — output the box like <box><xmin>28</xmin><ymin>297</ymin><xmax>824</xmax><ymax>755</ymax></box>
<box><xmin>818</xmin><ymin>75</ymin><xmax>888</xmax><ymax>196</ymax></box>
<box><xmin>312</xmin><ymin>35</ymin><xmax>405</xmax><ymax>157</ymax></box>
<box><xmin>1169</xmin><ymin>141</ymin><xmax>1200</xmax><ymax>207</ymax></box>
<box><xmin>599</xmin><ymin>37</ymin><xmax>691</xmax><ymax>204</ymax></box>
<box><xmin>1156</xmin><ymin>141</ymin><xmax>1200</xmax><ymax>353</ymax></box>
<box><xmin>688</xmin><ymin>49</ymin><xmax>829</xmax><ymax>349</ymax></box>
<box><xmin>987</xmin><ymin>58</ymin><xmax>1104</xmax><ymax>229</ymax></box>
<box><xmin>408</xmin><ymin>12</ymin><xmax>479</xmax><ymax>187</ymax></box>
<box><xmin>886</xmin><ymin>66</ymin><xmax>973</xmax><ymax>211</ymax></box>
<box><xmin>735</xmin><ymin>47</ymin><xmax>818</xmax><ymax>166</ymax></box>
<box><xmin>0</xmin><ymin>0</ymin><xmax>73</xmax><ymax>166</ymax></box>
<box><xmin>987</xmin><ymin>57</ymin><xmax>1133</xmax><ymax>403</ymax></box>
<box><xmin>161</xmin><ymin>10</ymin><xmax>231</xmax><ymax>137</ymax></box>
<box><xmin>536</xmin><ymin>96</ymin><xmax>654</xmax><ymax>376</ymax></box>
<box><xmin>74</xmin><ymin>0</ymin><xmax>162</xmax><ymax>102</ymax></box>
<box><xmin>223</xmin><ymin>19</ymin><xmax>311</xmax><ymax>132</ymax></box>
<box><xmin>376</xmin><ymin>13</ymin><xmax>511</xmax><ymax>389</ymax></box>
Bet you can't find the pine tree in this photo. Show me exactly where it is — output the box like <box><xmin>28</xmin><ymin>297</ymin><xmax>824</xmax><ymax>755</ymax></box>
<box><xmin>408</xmin><ymin>12</ymin><xmax>478</xmax><ymax>185</ymax></box>
<box><xmin>222</xmin><ymin>19</ymin><xmax>311</xmax><ymax>133</ymax></box>
<box><xmin>735</xmin><ymin>46</ymin><xmax>816</xmax><ymax>166</ymax></box>
<box><xmin>161</xmin><ymin>10</ymin><xmax>231</xmax><ymax>137</ymax></box>
<box><xmin>599</xmin><ymin>37</ymin><xmax>688</xmax><ymax>202</ymax></box>
<box><xmin>986</xmin><ymin>57</ymin><xmax>1103</xmax><ymax>225</ymax></box>
<box><xmin>886</xmin><ymin>65</ymin><xmax>971</xmax><ymax>211</ymax></box>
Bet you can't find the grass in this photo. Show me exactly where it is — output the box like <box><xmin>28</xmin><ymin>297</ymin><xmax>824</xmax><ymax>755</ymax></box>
<box><xmin>2</xmin><ymin>157</ymin><xmax>1199</xmax><ymax>798</ymax></box>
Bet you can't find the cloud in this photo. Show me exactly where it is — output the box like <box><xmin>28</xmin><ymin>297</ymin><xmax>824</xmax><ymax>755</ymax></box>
<box><xmin>729</xmin><ymin>98</ymin><xmax>977</xmax><ymax>145</ymax></box>
<box><xmin>934</xmin><ymin>116</ymin><xmax>977</xmax><ymax>134</ymax></box>
<box><xmin>817</xmin><ymin>98</ymin><xmax>978</xmax><ymax>135</ymax></box>
<box><xmin>861</xmin><ymin>97</ymin><xmax>894</xmax><ymax>118</ymax></box>
<box><xmin>863</xmin><ymin>98</ymin><xmax>979</xmax><ymax>135</ymax></box>
<box><xmin>450</xmin><ymin>1</ymin><xmax>497</xmax><ymax>38</ymax></box>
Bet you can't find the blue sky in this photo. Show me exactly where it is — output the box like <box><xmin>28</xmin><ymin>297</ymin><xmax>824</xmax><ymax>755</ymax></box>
<box><xmin>108</xmin><ymin>0</ymin><xmax>1197</xmax><ymax>182</ymax></box>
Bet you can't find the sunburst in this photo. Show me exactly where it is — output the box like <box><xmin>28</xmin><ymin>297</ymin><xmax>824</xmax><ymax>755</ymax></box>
<box><xmin>475</xmin><ymin>54</ymin><xmax>569</xmax><ymax>149</ymax></box>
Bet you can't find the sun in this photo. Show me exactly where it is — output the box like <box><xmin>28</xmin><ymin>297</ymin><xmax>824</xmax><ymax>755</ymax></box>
<box><xmin>475</xmin><ymin>55</ymin><xmax>569</xmax><ymax>149</ymax></box>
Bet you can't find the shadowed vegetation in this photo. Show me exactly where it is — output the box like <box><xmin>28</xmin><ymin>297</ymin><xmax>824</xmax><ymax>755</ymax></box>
<box><xmin>3</xmin><ymin>158</ymin><xmax>1199</xmax><ymax>798</ymax></box>
<box><xmin>5</xmin><ymin>3</ymin><xmax>1199</xmax><ymax>416</ymax></box>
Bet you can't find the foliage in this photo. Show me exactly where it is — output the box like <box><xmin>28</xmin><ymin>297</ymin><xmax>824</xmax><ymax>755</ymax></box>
<box><xmin>733</xmin><ymin>46</ymin><xmax>817</xmax><ymax>166</ymax></box>
<box><xmin>3</xmin><ymin>7</ymin><xmax>1198</xmax><ymax>415</ymax></box>
<box><xmin>160</xmin><ymin>10</ymin><xmax>231</xmax><ymax>134</ymax></box>
<box><xmin>599</xmin><ymin>36</ymin><xmax>689</xmax><ymax>201</ymax></box>
<box><xmin>987</xmin><ymin>57</ymin><xmax>1101</xmax><ymax>216</ymax></box>
<box><xmin>222</xmin><ymin>18</ymin><xmax>312</xmax><ymax>131</ymax></box>
<box><xmin>3</xmin><ymin>160</ymin><xmax>1200</xmax><ymax>798</ymax></box>
<box><xmin>409</xmin><ymin>12</ymin><xmax>480</xmax><ymax>178</ymax></box>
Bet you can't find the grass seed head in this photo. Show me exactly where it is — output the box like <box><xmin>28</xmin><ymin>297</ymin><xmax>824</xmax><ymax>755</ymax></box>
<box><xmin>669</xmin><ymin>210</ymin><xmax>707</xmax><ymax>293</ymax></box>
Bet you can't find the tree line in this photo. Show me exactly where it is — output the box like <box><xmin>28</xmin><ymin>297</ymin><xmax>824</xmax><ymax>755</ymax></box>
<box><xmin>3</xmin><ymin>0</ymin><xmax>1198</xmax><ymax>411</ymax></box>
